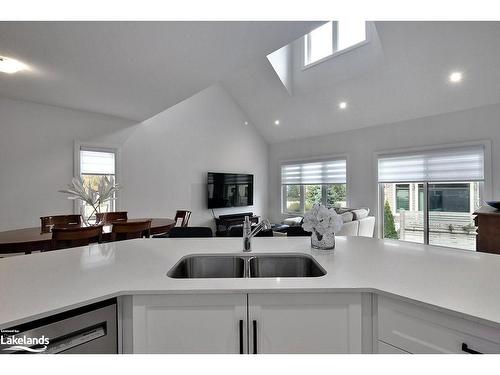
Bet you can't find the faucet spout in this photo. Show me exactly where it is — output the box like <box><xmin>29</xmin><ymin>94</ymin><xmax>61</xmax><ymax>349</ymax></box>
<box><xmin>242</xmin><ymin>216</ymin><xmax>271</xmax><ymax>252</ymax></box>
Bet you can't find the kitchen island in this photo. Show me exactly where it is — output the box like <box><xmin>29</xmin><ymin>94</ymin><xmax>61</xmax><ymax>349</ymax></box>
<box><xmin>1</xmin><ymin>237</ymin><xmax>500</xmax><ymax>353</ymax></box>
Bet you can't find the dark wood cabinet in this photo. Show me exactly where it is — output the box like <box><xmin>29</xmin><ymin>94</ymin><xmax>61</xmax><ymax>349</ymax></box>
<box><xmin>474</xmin><ymin>206</ymin><xmax>500</xmax><ymax>254</ymax></box>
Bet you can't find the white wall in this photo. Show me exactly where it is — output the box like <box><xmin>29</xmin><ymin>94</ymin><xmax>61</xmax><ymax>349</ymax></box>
<box><xmin>267</xmin><ymin>44</ymin><xmax>293</xmax><ymax>95</ymax></box>
<box><xmin>269</xmin><ymin>103</ymin><xmax>500</xmax><ymax>229</ymax></box>
<box><xmin>120</xmin><ymin>85</ymin><xmax>269</xmax><ymax>230</ymax></box>
<box><xmin>0</xmin><ymin>97</ymin><xmax>137</xmax><ymax>231</ymax></box>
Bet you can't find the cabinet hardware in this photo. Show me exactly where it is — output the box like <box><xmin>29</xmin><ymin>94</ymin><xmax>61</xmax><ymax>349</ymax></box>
<box><xmin>252</xmin><ymin>320</ymin><xmax>258</xmax><ymax>354</ymax></box>
<box><xmin>462</xmin><ymin>343</ymin><xmax>482</xmax><ymax>354</ymax></box>
<box><xmin>239</xmin><ymin>320</ymin><xmax>244</xmax><ymax>354</ymax></box>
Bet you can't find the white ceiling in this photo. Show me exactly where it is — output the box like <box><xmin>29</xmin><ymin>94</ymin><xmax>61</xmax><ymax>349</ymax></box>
<box><xmin>2</xmin><ymin>22</ymin><xmax>500</xmax><ymax>143</ymax></box>
<box><xmin>223</xmin><ymin>21</ymin><xmax>500</xmax><ymax>143</ymax></box>
<box><xmin>0</xmin><ymin>21</ymin><xmax>320</xmax><ymax>121</ymax></box>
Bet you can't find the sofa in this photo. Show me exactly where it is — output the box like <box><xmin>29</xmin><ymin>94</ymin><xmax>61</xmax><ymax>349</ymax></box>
<box><xmin>277</xmin><ymin>207</ymin><xmax>375</xmax><ymax>237</ymax></box>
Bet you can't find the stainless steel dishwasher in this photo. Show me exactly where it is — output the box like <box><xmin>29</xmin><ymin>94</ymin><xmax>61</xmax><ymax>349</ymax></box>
<box><xmin>1</xmin><ymin>299</ymin><xmax>117</xmax><ymax>354</ymax></box>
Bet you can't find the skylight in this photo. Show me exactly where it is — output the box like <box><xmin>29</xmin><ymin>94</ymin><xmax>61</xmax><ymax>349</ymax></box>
<box><xmin>304</xmin><ymin>22</ymin><xmax>333</xmax><ymax>67</ymax></box>
<box><xmin>304</xmin><ymin>21</ymin><xmax>367</xmax><ymax>67</ymax></box>
<box><xmin>337</xmin><ymin>20</ymin><xmax>366</xmax><ymax>51</ymax></box>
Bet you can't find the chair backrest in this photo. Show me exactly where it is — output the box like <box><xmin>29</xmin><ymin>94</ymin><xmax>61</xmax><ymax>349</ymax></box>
<box><xmin>357</xmin><ymin>216</ymin><xmax>376</xmax><ymax>237</ymax></box>
<box><xmin>174</xmin><ymin>210</ymin><xmax>192</xmax><ymax>227</ymax></box>
<box><xmin>228</xmin><ymin>226</ymin><xmax>274</xmax><ymax>237</ymax></box>
<box><xmin>96</xmin><ymin>211</ymin><xmax>128</xmax><ymax>224</ymax></box>
<box><xmin>40</xmin><ymin>214</ymin><xmax>82</xmax><ymax>233</ymax></box>
<box><xmin>51</xmin><ymin>225</ymin><xmax>103</xmax><ymax>250</ymax></box>
<box><xmin>166</xmin><ymin>227</ymin><xmax>213</xmax><ymax>238</ymax></box>
<box><xmin>111</xmin><ymin>220</ymin><xmax>152</xmax><ymax>241</ymax></box>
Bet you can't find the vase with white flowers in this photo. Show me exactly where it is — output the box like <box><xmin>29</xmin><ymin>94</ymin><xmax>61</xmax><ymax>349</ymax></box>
<box><xmin>58</xmin><ymin>176</ymin><xmax>121</xmax><ymax>226</ymax></box>
<box><xmin>302</xmin><ymin>203</ymin><xmax>343</xmax><ymax>250</ymax></box>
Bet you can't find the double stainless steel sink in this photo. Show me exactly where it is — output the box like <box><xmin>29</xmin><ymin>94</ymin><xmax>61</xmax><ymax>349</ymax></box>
<box><xmin>167</xmin><ymin>253</ymin><xmax>326</xmax><ymax>278</ymax></box>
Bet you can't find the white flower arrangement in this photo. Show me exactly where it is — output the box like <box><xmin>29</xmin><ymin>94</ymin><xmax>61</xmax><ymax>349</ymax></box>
<box><xmin>59</xmin><ymin>176</ymin><xmax>120</xmax><ymax>224</ymax></box>
<box><xmin>302</xmin><ymin>203</ymin><xmax>343</xmax><ymax>239</ymax></box>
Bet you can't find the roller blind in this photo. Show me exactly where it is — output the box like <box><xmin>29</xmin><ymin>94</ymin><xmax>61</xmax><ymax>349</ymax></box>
<box><xmin>80</xmin><ymin>150</ymin><xmax>115</xmax><ymax>175</ymax></box>
<box><xmin>378</xmin><ymin>145</ymin><xmax>484</xmax><ymax>183</ymax></box>
<box><xmin>281</xmin><ymin>159</ymin><xmax>346</xmax><ymax>185</ymax></box>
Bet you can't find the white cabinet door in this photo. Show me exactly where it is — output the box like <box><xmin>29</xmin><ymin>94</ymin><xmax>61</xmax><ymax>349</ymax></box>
<box><xmin>377</xmin><ymin>341</ymin><xmax>409</xmax><ymax>354</ymax></box>
<box><xmin>248</xmin><ymin>292</ymin><xmax>362</xmax><ymax>354</ymax></box>
<box><xmin>131</xmin><ymin>294</ymin><xmax>247</xmax><ymax>354</ymax></box>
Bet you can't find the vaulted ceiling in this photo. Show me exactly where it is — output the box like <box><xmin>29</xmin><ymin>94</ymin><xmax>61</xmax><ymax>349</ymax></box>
<box><xmin>0</xmin><ymin>21</ymin><xmax>320</xmax><ymax>121</ymax></box>
<box><xmin>1</xmin><ymin>21</ymin><xmax>500</xmax><ymax>143</ymax></box>
<box><xmin>223</xmin><ymin>21</ymin><xmax>500</xmax><ymax>143</ymax></box>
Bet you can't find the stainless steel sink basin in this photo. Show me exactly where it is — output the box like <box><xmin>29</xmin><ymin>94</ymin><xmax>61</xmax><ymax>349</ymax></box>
<box><xmin>167</xmin><ymin>255</ymin><xmax>245</xmax><ymax>278</ymax></box>
<box><xmin>248</xmin><ymin>254</ymin><xmax>326</xmax><ymax>278</ymax></box>
<box><xmin>167</xmin><ymin>254</ymin><xmax>326</xmax><ymax>278</ymax></box>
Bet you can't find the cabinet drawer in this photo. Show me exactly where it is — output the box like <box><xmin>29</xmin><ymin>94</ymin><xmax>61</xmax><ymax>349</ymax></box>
<box><xmin>378</xmin><ymin>296</ymin><xmax>500</xmax><ymax>354</ymax></box>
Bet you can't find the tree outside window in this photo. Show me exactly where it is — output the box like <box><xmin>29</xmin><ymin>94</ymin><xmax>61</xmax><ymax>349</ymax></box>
<box><xmin>284</xmin><ymin>184</ymin><xmax>347</xmax><ymax>214</ymax></box>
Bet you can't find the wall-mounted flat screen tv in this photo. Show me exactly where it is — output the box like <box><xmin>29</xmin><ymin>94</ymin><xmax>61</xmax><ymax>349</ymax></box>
<box><xmin>207</xmin><ymin>172</ymin><xmax>254</xmax><ymax>209</ymax></box>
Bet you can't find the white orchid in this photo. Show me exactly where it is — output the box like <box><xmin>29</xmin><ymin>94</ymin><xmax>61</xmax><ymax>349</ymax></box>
<box><xmin>302</xmin><ymin>203</ymin><xmax>343</xmax><ymax>240</ymax></box>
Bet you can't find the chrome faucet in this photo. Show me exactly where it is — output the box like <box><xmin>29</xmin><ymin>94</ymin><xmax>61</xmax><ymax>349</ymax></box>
<box><xmin>243</xmin><ymin>216</ymin><xmax>272</xmax><ymax>252</ymax></box>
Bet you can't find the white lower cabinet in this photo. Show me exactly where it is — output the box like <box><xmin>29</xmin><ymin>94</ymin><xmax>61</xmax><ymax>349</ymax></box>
<box><xmin>130</xmin><ymin>294</ymin><xmax>247</xmax><ymax>354</ymax></box>
<box><xmin>377</xmin><ymin>296</ymin><xmax>500</xmax><ymax>354</ymax></box>
<box><xmin>127</xmin><ymin>292</ymin><xmax>362</xmax><ymax>354</ymax></box>
<box><xmin>248</xmin><ymin>293</ymin><xmax>362</xmax><ymax>353</ymax></box>
<box><xmin>377</xmin><ymin>341</ymin><xmax>409</xmax><ymax>354</ymax></box>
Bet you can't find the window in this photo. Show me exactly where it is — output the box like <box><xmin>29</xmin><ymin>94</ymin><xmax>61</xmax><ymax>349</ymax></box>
<box><xmin>418</xmin><ymin>184</ymin><xmax>424</xmax><ymax>211</ymax></box>
<box><xmin>428</xmin><ymin>183</ymin><xmax>470</xmax><ymax>213</ymax></box>
<box><xmin>79</xmin><ymin>147</ymin><xmax>117</xmax><ymax>219</ymax></box>
<box><xmin>395</xmin><ymin>184</ymin><xmax>410</xmax><ymax>211</ymax></box>
<box><xmin>285</xmin><ymin>185</ymin><xmax>302</xmax><ymax>213</ymax></box>
<box><xmin>304</xmin><ymin>22</ymin><xmax>333</xmax><ymax>66</ymax></box>
<box><xmin>281</xmin><ymin>159</ymin><xmax>347</xmax><ymax>214</ymax></box>
<box><xmin>378</xmin><ymin>145</ymin><xmax>484</xmax><ymax>250</ymax></box>
<box><xmin>337</xmin><ymin>20</ymin><xmax>367</xmax><ymax>51</ymax></box>
<box><xmin>304</xmin><ymin>21</ymin><xmax>367</xmax><ymax>66</ymax></box>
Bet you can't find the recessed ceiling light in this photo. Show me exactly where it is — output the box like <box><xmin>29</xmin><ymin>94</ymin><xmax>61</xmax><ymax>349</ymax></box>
<box><xmin>0</xmin><ymin>56</ymin><xmax>29</xmax><ymax>74</ymax></box>
<box><xmin>339</xmin><ymin>101</ymin><xmax>348</xmax><ymax>109</ymax></box>
<box><xmin>274</xmin><ymin>120</ymin><xmax>280</xmax><ymax>126</ymax></box>
<box><xmin>449</xmin><ymin>71</ymin><xmax>463</xmax><ymax>83</ymax></box>
<box><xmin>244</xmin><ymin>121</ymin><xmax>249</xmax><ymax>125</ymax></box>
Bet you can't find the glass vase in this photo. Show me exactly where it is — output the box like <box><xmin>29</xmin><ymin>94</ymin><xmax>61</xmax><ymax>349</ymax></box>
<box><xmin>311</xmin><ymin>230</ymin><xmax>335</xmax><ymax>250</ymax></box>
<box><xmin>80</xmin><ymin>205</ymin><xmax>99</xmax><ymax>227</ymax></box>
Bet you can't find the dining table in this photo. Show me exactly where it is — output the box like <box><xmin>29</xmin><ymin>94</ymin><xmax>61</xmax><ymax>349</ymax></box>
<box><xmin>0</xmin><ymin>218</ymin><xmax>176</xmax><ymax>255</ymax></box>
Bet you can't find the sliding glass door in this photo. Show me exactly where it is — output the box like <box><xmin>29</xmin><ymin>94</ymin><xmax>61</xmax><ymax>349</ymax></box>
<box><xmin>427</xmin><ymin>182</ymin><xmax>481</xmax><ymax>250</ymax></box>
<box><xmin>378</xmin><ymin>145</ymin><xmax>485</xmax><ymax>251</ymax></box>
<box><xmin>381</xmin><ymin>182</ymin><xmax>425</xmax><ymax>244</ymax></box>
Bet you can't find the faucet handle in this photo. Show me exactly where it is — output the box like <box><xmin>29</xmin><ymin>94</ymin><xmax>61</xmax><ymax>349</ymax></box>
<box><xmin>261</xmin><ymin>219</ymin><xmax>272</xmax><ymax>230</ymax></box>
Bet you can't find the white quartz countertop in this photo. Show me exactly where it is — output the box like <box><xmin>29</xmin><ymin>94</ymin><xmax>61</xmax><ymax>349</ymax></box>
<box><xmin>2</xmin><ymin>236</ymin><xmax>500</xmax><ymax>329</ymax></box>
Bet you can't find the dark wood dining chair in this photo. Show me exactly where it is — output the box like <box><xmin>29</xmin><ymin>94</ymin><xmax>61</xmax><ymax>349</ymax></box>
<box><xmin>153</xmin><ymin>227</ymin><xmax>213</xmax><ymax>238</ymax></box>
<box><xmin>50</xmin><ymin>225</ymin><xmax>103</xmax><ymax>251</ymax></box>
<box><xmin>40</xmin><ymin>214</ymin><xmax>82</xmax><ymax>233</ymax></box>
<box><xmin>110</xmin><ymin>220</ymin><xmax>152</xmax><ymax>241</ymax></box>
<box><xmin>174</xmin><ymin>210</ymin><xmax>192</xmax><ymax>227</ymax></box>
<box><xmin>96</xmin><ymin>211</ymin><xmax>128</xmax><ymax>224</ymax></box>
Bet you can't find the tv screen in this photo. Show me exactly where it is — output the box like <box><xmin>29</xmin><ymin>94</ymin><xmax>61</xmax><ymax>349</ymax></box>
<box><xmin>207</xmin><ymin>172</ymin><xmax>254</xmax><ymax>209</ymax></box>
